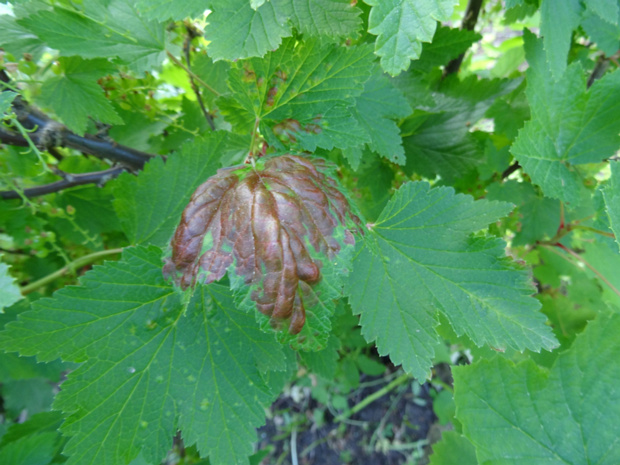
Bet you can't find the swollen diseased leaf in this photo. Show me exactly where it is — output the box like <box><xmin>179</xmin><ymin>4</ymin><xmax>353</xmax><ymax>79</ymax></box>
<box><xmin>346</xmin><ymin>182</ymin><xmax>557</xmax><ymax>380</ymax></box>
<box><xmin>164</xmin><ymin>155</ymin><xmax>361</xmax><ymax>349</ymax></box>
<box><xmin>0</xmin><ymin>247</ymin><xmax>279</xmax><ymax>465</ymax></box>
<box><xmin>512</xmin><ymin>31</ymin><xmax>620</xmax><ymax>204</ymax></box>
<box><xmin>113</xmin><ymin>134</ymin><xmax>234</xmax><ymax>248</ymax></box>
<box><xmin>365</xmin><ymin>0</ymin><xmax>459</xmax><ymax>76</ymax></box>
<box><xmin>0</xmin><ymin>257</ymin><xmax>22</xmax><ymax>313</ymax></box>
<box><xmin>603</xmin><ymin>161</ymin><xmax>620</xmax><ymax>253</ymax></box>
<box><xmin>204</xmin><ymin>0</ymin><xmax>292</xmax><ymax>62</ymax></box>
<box><xmin>455</xmin><ymin>313</ymin><xmax>620</xmax><ymax>464</ymax></box>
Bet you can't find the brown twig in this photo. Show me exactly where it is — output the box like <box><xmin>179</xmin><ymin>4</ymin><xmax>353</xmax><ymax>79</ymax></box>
<box><xmin>0</xmin><ymin>166</ymin><xmax>126</xmax><ymax>199</ymax></box>
<box><xmin>1</xmin><ymin>69</ymin><xmax>154</xmax><ymax>171</ymax></box>
<box><xmin>501</xmin><ymin>161</ymin><xmax>520</xmax><ymax>179</ymax></box>
<box><xmin>555</xmin><ymin>243</ymin><xmax>620</xmax><ymax>298</ymax></box>
<box><xmin>587</xmin><ymin>51</ymin><xmax>620</xmax><ymax>88</ymax></box>
<box><xmin>444</xmin><ymin>0</ymin><xmax>485</xmax><ymax>75</ymax></box>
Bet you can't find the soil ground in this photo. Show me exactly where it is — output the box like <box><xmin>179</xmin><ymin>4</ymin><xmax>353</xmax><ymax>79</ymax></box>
<box><xmin>257</xmin><ymin>371</ymin><xmax>440</xmax><ymax>465</ymax></box>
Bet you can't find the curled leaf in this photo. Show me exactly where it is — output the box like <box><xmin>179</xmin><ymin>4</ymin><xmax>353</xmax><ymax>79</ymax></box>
<box><xmin>164</xmin><ymin>155</ymin><xmax>362</xmax><ymax>339</ymax></box>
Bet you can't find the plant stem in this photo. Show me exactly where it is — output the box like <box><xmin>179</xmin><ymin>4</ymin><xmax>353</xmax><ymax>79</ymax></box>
<box><xmin>554</xmin><ymin>243</ymin><xmax>620</xmax><ymax>298</ymax></box>
<box><xmin>0</xmin><ymin>166</ymin><xmax>126</xmax><ymax>200</ymax></box>
<box><xmin>9</xmin><ymin>118</ymin><xmax>54</xmax><ymax>174</ymax></box>
<box><xmin>182</xmin><ymin>28</ymin><xmax>216</xmax><ymax>131</ymax></box>
<box><xmin>335</xmin><ymin>373</ymin><xmax>410</xmax><ymax>422</ymax></box>
<box><xmin>245</xmin><ymin>118</ymin><xmax>261</xmax><ymax>166</ymax></box>
<box><xmin>569</xmin><ymin>224</ymin><xmax>615</xmax><ymax>238</ymax></box>
<box><xmin>166</xmin><ymin>51</ymin><xmax>221</xmax><ymax>98</ymax></box>
<box><xmin>20</xmin><ymin>248</ymin><xmax>123</xmax><ymax>295</ymax></box>
<box><xmin>501</xmin><ymin>161</ymin><xmax>521</xmax><ymax>179</ymax></box>
<box><xmin>290</xmin><ymin>427</ymin><xmax>298</xmax><ymax>465</ymax></box>
<box><xmin>444</xmin><ymin>0</ymin><xmax>485</xmax><ymax>75</ymax></box>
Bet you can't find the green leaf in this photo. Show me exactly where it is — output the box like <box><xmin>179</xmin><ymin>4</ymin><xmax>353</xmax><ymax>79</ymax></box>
<box><xmin>286</xmin><ymin>0</ymin><xmax>362</xmax><ymax>39</ymax></box>
<box><xmin>486</xmin><ymin>180</ymin><xmax>560</xmax><ymax>246</ymax></box>
<box><xmin>403</xmin><ymin>76</ymin><xmax>517</xmax><ymax>182</ymax></box>
<box><xmin>346</xmin><ymin>182</ymin><xmax>557</xmax><ymax>380</ymax></box>
<box><xmin>603</xmin><ymin>161</ymin><xmax>620</xmax><ymax>252</ymax></box>
<box><xmin>0</xmin><ymin>432</ymin><xmax>58</xmax><ymax>465</ymax></box>
<box><xmin>108</xmin><ymin>107</ymin><xmax>168</xmax><ymax>152</ymax></box>
<box><xmin>585</xmin><ymin>0</ymin><xmax>619</xmax><ymax>24</ymax></box>
<box><xmin>0</xmin><ymin>15</ymin><xmax>46</xmax><ymax>59</ymax></box>
<box><xmin>0</xmin><ymin>411</ymin><xmax>63</xmax><ymax>448</ymax></box>
<box><xmin>539</xmin><ymin>0</ymin><xmax>583</xmax><ymax>79</ymax></box>
<box><xmin>0</xmin><ymin>91</ymin><xmax>17</xmax><ymax>115</ymax></box>
<box><xmin>55</xmin><ymin>185</ymin><xmax>122</xmax><ymax>239</ymax></box>
<box><xmin>36</xmin><ymin>57</ymin><xmax>122</xmax><ymax>135</ymax></box>
<box><xmin>2</xmin><ymin>378</ymin><xmax>55</xmax><ymax>417</ymax></box>
<box><xmin>455</xmin><ymin>313</ymin><xmax>620</xmax><ymax>464</ymax></box>
<box><xmin>18</xmin><ymin>1</ymin><xmax>168</xmax><ymax>72</ymax></box>
<box><xmin>403</xmin><ymin>114</ymin><xmax>484</xmax><ymax>182</ymax></box>
<box><xmin>355</xmin><ymin>353</ymin><xmax>386</xmax><ymax>376</ymax></box>
<box><xmin>0</xmin><ymin>353</ymin><xmax>67</xmax><ymax>383</ymax></box>
<box><xmin>192</xmin><ymin>53</ymin><xmax>231</xmax><ymax>108</ymax></box>
<box><xmin>349</xmin><ymin>68</ymin><xmax>412</xmax><ymax>165</ymax></box>
<box><xmin>410</xmin><ymin>25</ymin><xmax>481</xmax><ymax>73</ymax></box>
<box><xmin>204</xmin><ymin>0</ymin><xmax>291</xmax><ymax>62</ymax></box>
<box><xmin>582</xmin><ymin>241</ymin><xmax>620</xmax><ymax>308</ymax></box>
<box><xmin>299</xmin><ymin>334</ymin><xmax>340</xmax><ymax>379</ymax></box>
<box><xmin>113</xmin><ymin>134</ymin><xmax>231</xmax><ymax>248</ymax></box>
<box><xmin>287</xmin><ymin>103</ymin><xmax>370</xmax><ymax>152</ymax></box>
<box><xmin>364</xmin><ymin>0</ymin><xmax>459</xmax><ymax>76</ymax></box>
<box><xmin>0</xmin><ymin>258</ymin><xmax>22</xmax><ymax>312</ymax></box>
<box><xmin>219</xmin><ymin>38</ymin><xmax>375</xmax><ymax>151</ymax></box>
<box><xmin>486</xmin><ymin>89</ymin><xmax>530</xmax><ymax>142</ymax></box>
<box><xmin>581</xmin><ymin>9</ymin><xmax>620</xmax><ymax>56</ymax></box>
<box><xmin>133</xmin><ymin>0</ymin><xmax>209</xmax><ymax>20</ymax></box>
<box><xmin>512</xmin><ymin>31</ymin><xmax>620</xmax><ymax>204</ymax></box>
<box><xmin>0</xmin><ymin>246</ymin><xmax>279</xmax><ymax>465</ymax></box>
<box><xmin>428</xmin><ymin>431</ymin><xmax>477</xmax><ymax>465</ymax></box>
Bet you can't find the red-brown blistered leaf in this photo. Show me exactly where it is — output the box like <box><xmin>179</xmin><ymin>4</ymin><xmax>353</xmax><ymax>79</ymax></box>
<box><xmin>163</xmin><ymin>155</ymin><xmax>362</xmax><ymax>335</ymax></box>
